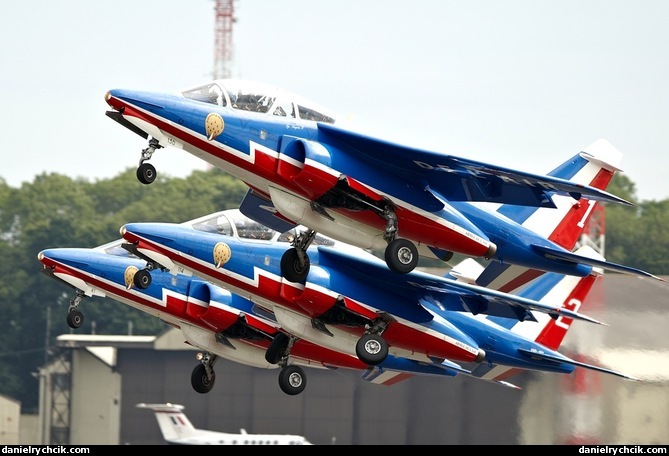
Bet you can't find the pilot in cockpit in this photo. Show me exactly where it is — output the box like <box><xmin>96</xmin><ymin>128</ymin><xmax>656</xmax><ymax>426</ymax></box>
<box><xmin>215</xmin><ymin>216</ymin><xmax>233</xmax><ymax>236</ymax></box>
<box><xmin>208</xmin><ymin>85</ymin><xmax>224</xmax><ymax>106</ymax></box>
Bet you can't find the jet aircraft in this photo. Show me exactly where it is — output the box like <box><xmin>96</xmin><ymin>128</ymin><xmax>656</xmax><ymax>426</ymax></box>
<box><xmin>37</xmin><ymin>211</ymin><xmax>476</xmax><ymax>395</ymax></box>
<box><xmin>104</xmin><ymin>79</ymin><xmax>656</xmax><ymax>283</ymax></box>
<box><xmin>136</xmin><ymin>402</ymin><xmax>312</xmax><ymax>445</ymax></box>
<box><xmin>118</xmin><ymin>210</ymin><xmax>637</xmax><ymax>385</ymax></box>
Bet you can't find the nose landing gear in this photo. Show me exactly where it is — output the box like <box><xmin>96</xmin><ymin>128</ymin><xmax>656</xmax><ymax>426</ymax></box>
<box><xmin>136</xmin><ymin>138</ymin><xmax>162</xmax><ymax>185</ymax></box>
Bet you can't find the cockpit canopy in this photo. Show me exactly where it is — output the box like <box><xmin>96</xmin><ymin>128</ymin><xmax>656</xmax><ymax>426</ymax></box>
<box><xmin>191</xmin><ymin>209</ymin><xmax>335</xmax><ymax>246</ymax></box>
<box><xmin>182</xmin><ymin>79</ymin><xmax>337</xmax><ymax>124</ymax></box>
<box><xmin>100</xmin><ymin>209</ymin><xmax>335</xmax><ymax>257</ymax></box>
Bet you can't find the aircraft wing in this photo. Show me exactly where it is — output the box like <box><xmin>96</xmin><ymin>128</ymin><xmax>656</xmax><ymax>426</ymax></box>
<box><xmin>316</xmin><ymin>245</ymin><xmax>604</xmax><ymax>325</ymax></box>
<box><xmin>318</xmin><ymin>123</ymin><xmax>632</xmax><ymax>207</ymax></box>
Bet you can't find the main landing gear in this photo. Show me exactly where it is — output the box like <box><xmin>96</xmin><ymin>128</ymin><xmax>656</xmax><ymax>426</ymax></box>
<box><xmin>354</xmin><ymin>318</ymin><xmax>390</xmax><ymax>365</ymax></box>
<box><xmin>380</xmin><ymin>206</ymin><xmax>420</xmax><ymax>274</ymax></box>
<box><xmin>355</xmin><ymin>333</ymin><xmax>389</xmax><ymax>365</ymax></box>
<box><xmin>265</xmin><ymin>332</ymin><xmax>307</xmax><ymax>395</ymax></box>
<box><xmin>136</xmin><ymin>138</ymin><xmax>162</xmax><ymax>185</ymax></box>
<box><xmin>191</xmin><ymin>352</ymin><xmax>217</xmax><ymax>394</ymax></box>
<box><xmin>280</xmin><ymin>229</ymin><xmax>317</xmax><ymax>283</ymax></box>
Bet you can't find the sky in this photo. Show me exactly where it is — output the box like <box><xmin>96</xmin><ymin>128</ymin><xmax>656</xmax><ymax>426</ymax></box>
<box><xmin>2</xmin><ymin>0</ymin><xmax>669</xmax><ymax>202</ymax></box>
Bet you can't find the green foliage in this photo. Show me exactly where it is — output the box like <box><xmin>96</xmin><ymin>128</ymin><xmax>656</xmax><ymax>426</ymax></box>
<box><xmin>603</xmin><ymin>174</ymin><xmax>669</xmax><ymax>274</ymax></box>
<box><xmin>0</xmin><ymin>168</ymin><xmax>246</xmax><ymax>412</ymax></box>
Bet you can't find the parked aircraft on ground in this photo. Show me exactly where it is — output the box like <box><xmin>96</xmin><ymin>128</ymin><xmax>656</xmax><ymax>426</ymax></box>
<box><xmin>136</xmin><ymin>403</ymin><xmax>312</xmax><ymax>445</ymax></box>
<box><xmin>104</xmin><ymin>79</ymin><xmax>657</xmax><ymax>283</ymax></box>
<box><xmin>118</xmin><ymin>210</ymin><xmax>637</xmax><ymax>387</ymax></box>
<box><xmin>37</xmin><ymin>211</ymin><xmax>481</xmax><ymax>395</ymax></box>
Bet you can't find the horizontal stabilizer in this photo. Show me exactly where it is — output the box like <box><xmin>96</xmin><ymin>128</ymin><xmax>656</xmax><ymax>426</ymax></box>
<box><xmin>136</xmin><ymin>402</ymin><xmax>185</xmax><ymax>412</ymax></box>
<box><xmin>421</xmin><ymin>278</ymin><xmax>606</xmax><ymax>325</ymax></box>
<box><xmin>531</xmin><ymin>244</ymin><xmax>664</xmax><ymax>281</ymax></box>
<box><xmin>517</xmin><ymin>348</ymin><xmax>641</xmax><ymax>381</ymax></box>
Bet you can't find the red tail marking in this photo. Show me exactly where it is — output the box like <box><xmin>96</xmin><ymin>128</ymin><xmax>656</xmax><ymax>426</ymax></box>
<box><xmin>548</xmin><ymin>168</ymin><xmax>613</xmax><ymax>249</ymax></box>
<box><xmin>535</xmin><ymin>274</ymin><xmax>599</xmax><ymax>350</ymax></box>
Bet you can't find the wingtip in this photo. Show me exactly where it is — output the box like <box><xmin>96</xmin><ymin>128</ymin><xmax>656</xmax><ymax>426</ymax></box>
<box><xmin>498</xmin><ymin>381</ymin><xmax>523</xmax><ymax>390</ymax></box>
<box><xmin>558</xmin><ymin>308</ymin><xmax>607</xmax><ymax>326</ymax></box>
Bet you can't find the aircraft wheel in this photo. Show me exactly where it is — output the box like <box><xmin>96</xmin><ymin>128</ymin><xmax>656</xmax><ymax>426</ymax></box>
<box><xmin>191</xmin><ymin>364</ymin><xmax>215</xmax><ymax>394</ymax></box>
<box><xmin>265</xmin><ymin>332</ymin><xmax>290</xmax><ymax>364</ymax></box>
<box><xmin>133</xmin><ymin>269</ymin><xmax>152</xmax><ymax>289</ymax></box>
<box><xmin>66</xmin><ymin>310</ymin><xmax>84</xmax><ymax>329</ymax></box>
<box><xmin>278</xmin><ymin>365</ymin><xmax>306</xmax><ymax>395</ymax></box>
<box><xmin>385</xmin><ymin>238</ymin><xmax>419</xmax><ymax>274</ymax></box>
<box><xmin>136</xmin><ymin>163</ymin><xmax>157</xmax><ymax>185</ymax></box>
<box><xmin>280</xmin><ymin>248</ymin><xmax>310</xmax><ymax>282</ymax></box>
<box><xmin>355</xmin><ymin>333</ymin><xmax>388</xmax><ymax>365</ymax></box>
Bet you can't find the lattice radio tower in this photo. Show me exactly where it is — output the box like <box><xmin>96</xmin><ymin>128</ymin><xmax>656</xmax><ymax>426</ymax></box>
<box><xmin>212</xmin><ymin>0</ymin><xmax>235</xmax><ymax>80</ymax></box>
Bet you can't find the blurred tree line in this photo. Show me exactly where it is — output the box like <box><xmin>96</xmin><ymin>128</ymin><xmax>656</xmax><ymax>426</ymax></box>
<box><xmin>0</xmin><ymin>167</ymin><xmax>247</xmax><ymax>412</ymax></box>
<box><xmin>0</xmin><ymin>168</ymin><xmax>666</xmax><ymax>412</ymax></box>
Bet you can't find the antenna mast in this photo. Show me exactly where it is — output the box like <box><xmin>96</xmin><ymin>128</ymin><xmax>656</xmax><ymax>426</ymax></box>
<box><xmin>212</xmin><ymin>0</ymin><xmax>235</xmax><ymax>80</ymax></box>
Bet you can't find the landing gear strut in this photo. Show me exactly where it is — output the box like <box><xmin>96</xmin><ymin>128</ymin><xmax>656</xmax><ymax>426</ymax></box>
<box><xmin>381</xmin><ymin>206</ymin><xmax>419</xmax><ymax>274</ymax></box>
<box><xmin>280</xmin><ymin>229</ymin><xmax>316</xmax><ymax>282</ymax></box>
<box><xmin>191</xmin><ymin>352</ymin><xmax>217</xmax><ymax>394</ymax></box>
<box><xmin>66</xmin><ymin>293</ymin><xmax>86</xmax><ymax>329</ymax></box>
<box><xmin>120</xmin><ymin>243</ymin><xmax>166</xmax><ymax>289</ymax></box>
<box><xmin>136</xmin><ymin>138</ymin><xmax>162</xmax><ymax>185</ymax></box>
<box><xmin>265</xmin><ymin>332</ymin><xmax>307</xmax><ymax>395</ymax></box>
<box><xmin>355</xmin><ymin>319</ymin><xmax>390</xmax><ymax>365</ymax></box>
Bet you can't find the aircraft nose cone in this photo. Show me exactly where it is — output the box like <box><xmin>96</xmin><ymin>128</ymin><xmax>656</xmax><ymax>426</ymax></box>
<box><xmin>38</xmin><ymin>248</ymin><xmax>59</xmax><ymax>263</ymax></box>
<box><xmin>105</xmin><ymin>89</ymin><xmax>167</xmax><ymax>111</ymax></box>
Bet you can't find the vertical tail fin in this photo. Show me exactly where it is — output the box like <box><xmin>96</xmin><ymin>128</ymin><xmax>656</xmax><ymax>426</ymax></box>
<box><xmin>448</xmin><ymin>245</ymin><xmax>604</xmax><ymax>350</ymax></box>
<box><xmin>136</xmin><ymin>403</ymin><xmax>198</xmax><ymax>443</ymax></box>
<box><xmin>461</xmin><ymin>246</ymin><xmax>608</xmax><ymax>383</ymax></box>
<box><xmin>476</xmin><ymin>139</ymin><xmax>622</xmax><ymax>292</ymax></box>
<box><xmin>511</xmin><ymin>245</ymin><xmax>604</xmax><ymax>350</ymax></box>
<box><xmin>500</xmin><ymin>138</ymin><xmax>621</xmax><ymax>248</ymax></box>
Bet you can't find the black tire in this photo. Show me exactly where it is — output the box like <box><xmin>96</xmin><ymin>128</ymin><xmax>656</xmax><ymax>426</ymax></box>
<box><xmin>133</xmin><ymin>269</ymin><xmax>152</xmax><ymax>289</ymax></box>
<box><xmin>384</xmin><ymin>238</ymin><xmax>419</xmax><ymax>274</ymax></box>
<box><xmin>191</xmin><ymin>364</ymin><xmax>215</xmax><ymax>394</ymax></box>
<box><xmin>355</xmin><ymin>333</ymin><xmax>389</xmax><ymax>365</ymax></box>
<box><xmin>136</xmin><ymin>163</ymin><xmax>157</xmax><ymax>185</ymax></box>
<box><xmin>278</xmin><ymin>365</ymin><xmax>306</xmax><ymax>395</ymax></box>
<box><xmin>265</xmin><ymin>332</ymin><xmax>290</xmax><ymax>364</ymax></box>
<box><xmin>280</xmin><ymin>248</ymin><xmax>310</xmax><ymax>282</ymax></box>
<box><xmin>66</xmin><ymin>310</ymin><xmax>84</xmax><ymax>329</ymax></box>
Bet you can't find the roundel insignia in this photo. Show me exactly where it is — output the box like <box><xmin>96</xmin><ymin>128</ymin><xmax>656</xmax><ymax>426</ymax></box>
<box><xmin>124</xmin><ymin>265</ymin><xmax>139</xmax><ymax>290</ymax></box>
<box><xmin>213</xmin><ymin>242</ymin><xmax>232</xmax><ymax>268</ymax></box>
<box><xmin>205</xmin><ymin>112</ymin><xmax>224</xmax><ymax>141</ymax></box>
